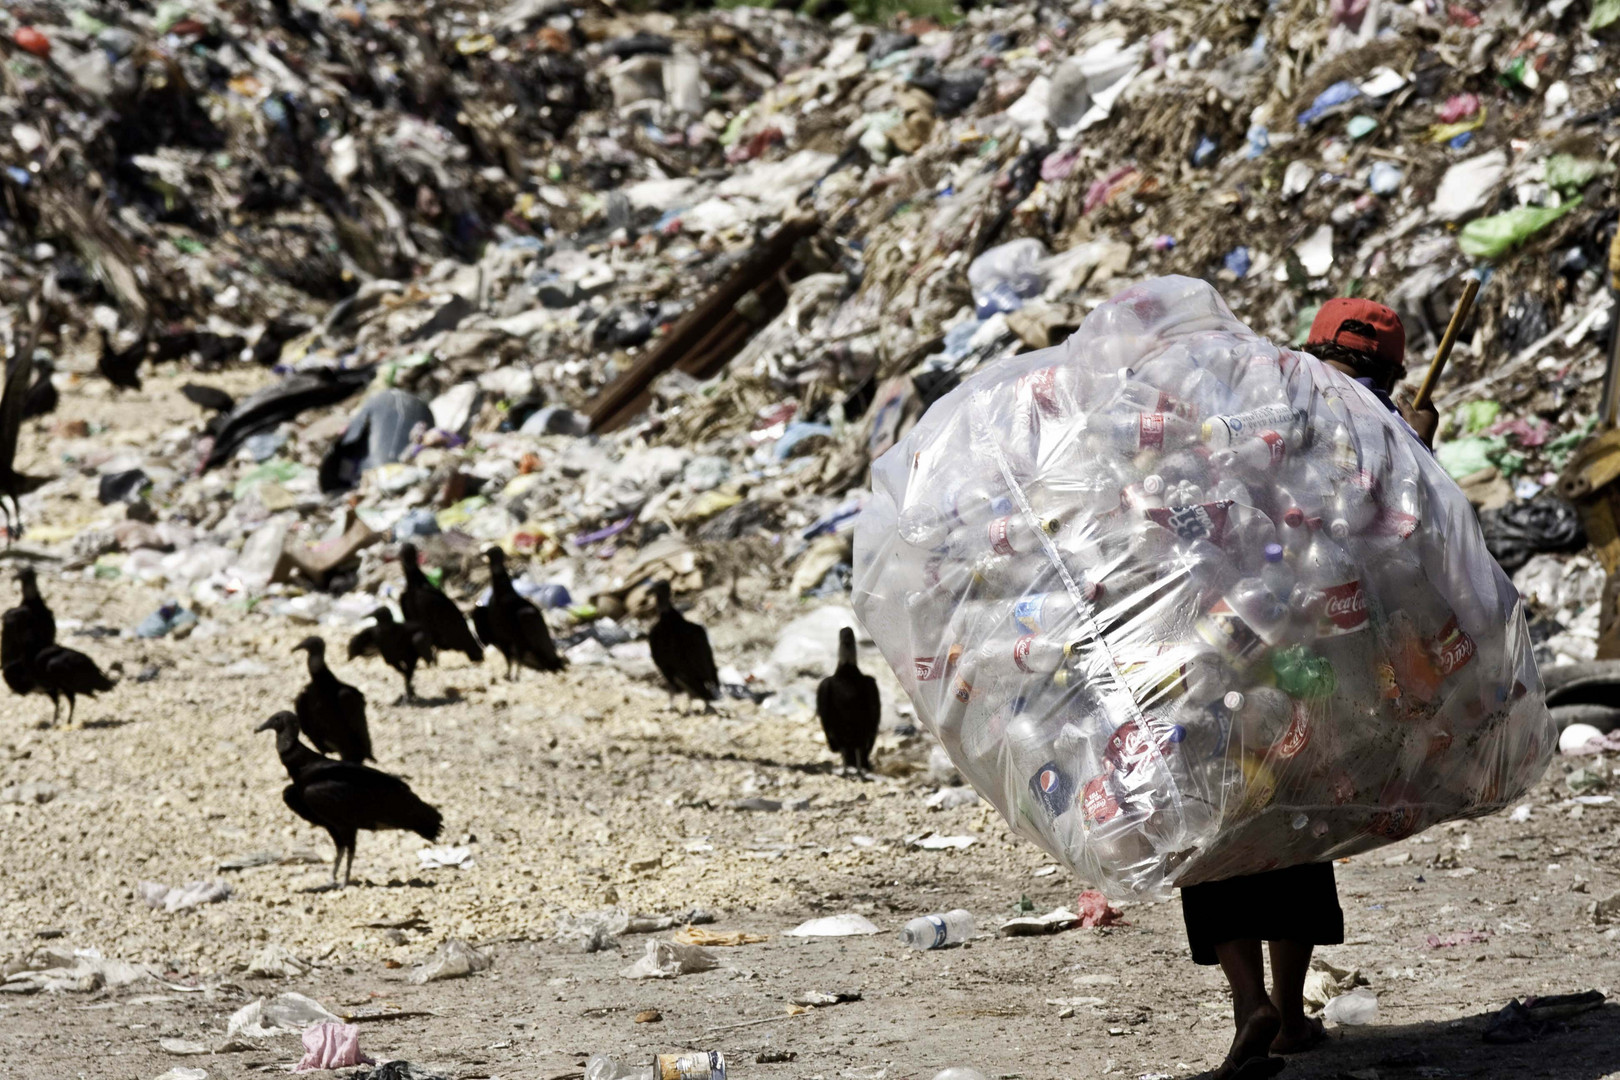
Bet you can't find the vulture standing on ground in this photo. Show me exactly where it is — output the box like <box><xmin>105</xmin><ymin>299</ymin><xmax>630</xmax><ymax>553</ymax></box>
<box><xmin>398</xmin><ymin>542</ymin><xmax>484</xmax><ymax>663</ymax></box>
<box><xmin>256</xmin><ymin>711</ymin><xmax>442</xmax><ymax>890</ymax></box>
<box><xmin>817</xmin><ymin>627</ymin><xmax>880</xmax><ymax>774</ymax></box>
<box><xmin>292</xmin><ymin>636</ymin><xmax>372</xmax><ymax>762</ymax></box>
<box><xmin>647</xmin><ymin>580</ymin><xmax>719</xmax><ymax>714</ymax></box>
<box><xmin>0</xmin><ymin>314</ymin><xmax>51</xmax><ymax>538</ymax></box>
<box><xmin>349</xmin><ymin>608</ymin><xmax>435</xmax><ymax>701</ymax></box>
<box><xmin>472</xmin><ymin>547</ymin><xmax>565</xmax><ymax>679</ymax></box>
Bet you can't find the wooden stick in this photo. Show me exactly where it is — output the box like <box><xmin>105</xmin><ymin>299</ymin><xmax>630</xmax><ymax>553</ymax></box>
<box><xmin>1412</xmin><ymin>276</ymin><xmax>1480</xmax><ymax>411</ymax></box>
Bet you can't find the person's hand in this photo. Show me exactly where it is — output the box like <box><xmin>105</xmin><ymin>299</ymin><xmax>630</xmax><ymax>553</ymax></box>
<box><xmin>1398</xmin><ymin>395</ymin><xmax>1439</xmax><ymax>449</ymax></box>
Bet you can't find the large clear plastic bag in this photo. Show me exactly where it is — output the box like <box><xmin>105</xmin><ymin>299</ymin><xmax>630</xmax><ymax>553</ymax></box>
<box><xmin>853</xmin><ymin>276</ymin><xmax>1553</xmax><ymax>900</ymax></box>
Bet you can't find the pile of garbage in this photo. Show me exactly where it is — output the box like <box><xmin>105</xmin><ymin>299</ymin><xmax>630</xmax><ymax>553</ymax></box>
<box><xmin>3</xmin><ymin>0</ymin><xmax>1620</xmax><ymax>679</ymax></box>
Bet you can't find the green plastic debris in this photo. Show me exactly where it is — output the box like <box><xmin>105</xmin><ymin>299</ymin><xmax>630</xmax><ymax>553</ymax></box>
<box><xmin>1271</xmin><ymin>647</ymin><xmax>1336</xmax><ymax>700</ymax></box>
<box><xmin>1548</xmin><ymin>416</ymin><xmax>1599</xmax><ymax>469</ymax></box>
<box><xmin>1434</xmin><ymin>436</ymin><xmax>1501</xmax><ymax>479</ymax></box>
<box><xmin>1546</xmin><ymin>154</ymin><xmax>1614</xmax><ymax>195</ymax></box>
<box><xmin>1454</xmin><ymin>399</ymin><xmax>1501</xmax><ymax>435</ymax></box>
<box><xmin>1345</xmin><ymin>114</ymin><xmax>1379</xmax><ymax>139</ymax></box>
<box><xmin>1592</xmin><ymin>0</ymin><xmax>1620</xmax><ymax>29</ymax></box>
<box><xmin>1499</xmin><ymin>56</ymin><xmax>1529</xmax><ymax>89</ymax></box>
<box><xmin>1292</xmin><ymin>304</ymin><xmax>1322</xmax><ymax>346</ymax></box>
<box><xmin>232</xmin><ymin>459</ymin><xmax>302</xmax><ymax>499</ymax></box>
<box><xmin>566</xmin><ymin>602</ymin><xmax>600</xmax><ymax>622</ymax></box>
<box><xmin>424</xmin><ymin>565</ymin><xmax>444</xmax><ymax>589</ymax></box>
<box><xmin>1458</xmin><ymin>198</ymin><xmax>1581</xmax><ymax>259</ymax></box>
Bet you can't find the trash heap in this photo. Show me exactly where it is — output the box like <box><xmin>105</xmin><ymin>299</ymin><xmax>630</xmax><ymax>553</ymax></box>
<box><xmin>854</xmin><ymin>276</ymin><xmax>1555</xmax><ymax>898</ymax></box>
<box><xmin>2</xmin><ymin>0</ymin><xmax>1619</xmax><ymax>677</ymax></box>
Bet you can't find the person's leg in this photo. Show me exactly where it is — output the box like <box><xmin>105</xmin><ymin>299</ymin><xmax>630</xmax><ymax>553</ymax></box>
<box><xmin>1213</xmin><ymin>939</ymin><xmax>1282</xmax><ymax>1078</ymax></box>
<box><xmin>1268</xmin><ymin>940</ymin><xmax>1325</xmax><ymax>1053</ymax></box>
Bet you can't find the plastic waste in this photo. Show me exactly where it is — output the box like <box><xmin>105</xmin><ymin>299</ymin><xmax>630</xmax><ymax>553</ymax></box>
<box><xmin>138</xmin><ymin>879</ymin><xmax>230</xmax><ymax>912</ymax></box>
<box><xmin>1458</xmin><ymin>200</ymin><xmax>1582</xmax><ymax>259</ymax></box>
<box><xmin>1479</xmin><ymin>496</ymin><xmax>1587</xmax><ymax>573</ymax></box>
<box><xmin>900</xmin><ymin>909</ymin><xmax>975</xmax><ymax>949</ymax></box>
<box><xmin>409</xmin><ymin>939</ymin><xmax>491</xmax><ymax>984</ymax></box>
<box><xmin>585</xmin><ymin>1052</ymin><xmax>726</xmax><ymax>1080</ymax></box>
<box><xmin>319</xmin><ymin>389</ymin><xmax>434</xmax><ymax>493</ymax></box>
<box><xmin>1323</xmin><ymin>988</ymin><xmax>1379</xmax><ymax>1025</ymax></box>
<box><xmin>932</xmin><ymin>1070</ymin><xmax>991</xmax><ymax>1080</ymax></box>
<box><xmin>854</xmin><ymin>276</ymin><xmax>1552</xmax><ymax>900</ymax></box>
<box><xmin>968</xmin><ymin>239</ymin><xmax>1049</xmax><ymax>318</ymax></box>
<box><xmin>227</xmin><ymin>992</ymin><xmax>342</xmax><ymax>1038</ymax></box>
<box><xmin>785</xmin><ymin>913</ymin><xmax>882</xmax><ymax>937</ymax></box>
<box><xmin>295</xmin><ymin>1023</ymin><xmax>374</xmax><ymax>1073</ymax></box>
<box><xmin>618</xmin><ymin>940</ymin><xmax>718</xmax><ymax>979</ymax></box>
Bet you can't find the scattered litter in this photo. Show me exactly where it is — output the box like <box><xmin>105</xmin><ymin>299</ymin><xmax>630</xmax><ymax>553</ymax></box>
<box><xmin>909</xmin><ymin>833</ymin><xmax>976</xmax><ymax>851</ymax></box>
<box><xmin>619</xmin><ymin>940</ymin><xmax>718</xmax><ymax>980</ymax></box>
<box><xmin>673</xmin><ymin>927</ymin><xmax>767</xmax><ymax>947</ymax></box>
<box><xmin>410</xmin><ymin>940</ymin><xmax>490</xmax><ymax>984</ymax></box>
<box><xmin>227</xmin><ymin>993</ymin><xmax>341</xmax><ymax>1039</ymax></box>
<box><xmin>247</xmin><ymin>944</ymin><xmax>311</xmax><ymax>979</ymax></box>
<box><xmin>999</xmin><ymin>908</ymin><xmax>1081</xmax><ymax>937</ymax></box>
<box><xmin>159</xmin><ymin>1039</ymin><xmax>209</xmax><ymax>1056</ymax></box>
<box><xmin>785</xmin><ymin>914</ymin><xmax>881</xmax><ymax>938</ymax></box>
<box><xmin>416</xmin><ymin>846</ymin><xmax>474</xmax><ymax>870</ymax></box>
<box><xmin>792</xmin><ymin>989</ymin><xmax>862</xmax><ymax>1006</ymax></box>
<box><xmin>1323</xmin><ymin>988</ymin><xmax>1379</xmax><ymax>1026</ymax></box>
<box><xmin>294</xmin><ymin>1022</ymin><xmax>373</xmax><ymax>1073</ymax></box>
<box><xmin>137</xmin><ymin>880</ymin><xmax>232</xmax><ymax>913</ymax></box>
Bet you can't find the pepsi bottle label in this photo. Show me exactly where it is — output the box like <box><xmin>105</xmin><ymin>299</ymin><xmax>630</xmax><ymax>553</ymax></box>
<box><xmin>1029</xmin><ymin>761</ymin><xmax>1076</xmax><ymax>817</ymax></box>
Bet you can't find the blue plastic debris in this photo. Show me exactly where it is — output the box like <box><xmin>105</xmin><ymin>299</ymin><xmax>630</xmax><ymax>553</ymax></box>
<box><xmin>1223</xmin><ymin>246</ymin><xmax>1252</xmax><ymax>278</ymax></box>
<box><xmin>1368</xmin><ymin>161</ymin><xmax>1403</xmax><ymax>195</ymax></box>
<box><xmin>1246</xmin><ymin>124</ymin><xmax>1270</xmax><ymax>158</ymax></box>
<box><xmin>1297</xmin><ymin>80</ymin><xmax>1360</xmax><ymax>125</ymax></box>
<box><xmin>1191</xmin><ymin>134</ymin><xmax>1220</xmax><ymax>167</ymax></box>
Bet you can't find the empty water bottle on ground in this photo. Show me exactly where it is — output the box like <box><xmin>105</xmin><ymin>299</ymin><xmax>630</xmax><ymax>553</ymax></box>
<box><xmin>585</xmin><ymin>1051</ymin><xmax>727</xmax><ymax>1080</ymax></box>
<box><xmin>901</xmin><ymin>909</ymin><xmax>975</xmax><ymax>949</ymax></box>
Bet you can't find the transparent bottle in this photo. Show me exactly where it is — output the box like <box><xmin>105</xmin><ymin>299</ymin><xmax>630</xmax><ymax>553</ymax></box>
<box><xmin>900</xmin><ymin>909</ymin><xmax>976</xmax><ymax>949</ymax></box>
<box><xmin>585</xmin><ymin>1052</ymin><xmax>727</xmax><ymax>1080</ymax></box>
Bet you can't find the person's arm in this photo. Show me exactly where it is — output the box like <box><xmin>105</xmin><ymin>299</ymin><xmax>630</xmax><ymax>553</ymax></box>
<box><xmin>1397</xmin><ymin>396</ymin><xmax>1438</xmax><ymax>450</ymax></box>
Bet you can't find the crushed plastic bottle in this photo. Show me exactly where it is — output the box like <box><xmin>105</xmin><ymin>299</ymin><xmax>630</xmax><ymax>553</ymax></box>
<box><xmin>585</xmin><ymin>1052</ymin><xmax>727</xmax><ymax>1080</ymax></box>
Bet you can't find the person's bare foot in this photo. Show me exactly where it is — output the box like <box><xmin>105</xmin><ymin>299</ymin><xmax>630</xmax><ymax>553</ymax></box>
<box><xmin>1212</xmin><ymin>1002</ymin><xmax>1284</xmax><ymax>1080</ymax></box>
<box><xmin>1270</xmin><ymin>1014</ymin><xmax>1326</xmax><ymax>1054</ymax></box>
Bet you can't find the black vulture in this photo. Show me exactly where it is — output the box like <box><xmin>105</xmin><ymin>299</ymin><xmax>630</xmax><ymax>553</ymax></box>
<box><xmin>0</xmin><ymin>320</ymin><xmax>50</xmax><ymax>539</ymax></box>
<box><xmin>816</xmin><ymin>627</ymin><xmax>880</xmax><ymax>775</ymax></box>
<box><xmin>181</xmin><ymin>383</ymin><xmax>236</xmax><ymax>415</ymax></box>
<box><xmin>21</xmin><ymin>360</ymin><xmax>56</xmax><ymax>420</ymax></box>
<box><xmin>399</xmin><ymin>542</ymin><xmax>483</xmax><ymax>663</ymax></box>
<box><xmin>473</xmin><ymin>548</ymin><xmax>565</xmax><ymax>680</ymax></box>
<box><xmin>255</xmin><ymin>711</ymin><xmax>442</xmax><ymax>890</ymax></box>
<box><xmin>31</xmin><ymin>645</ymin><xmax>115</xmax><ymax>724</ymax></box>
<box><xmin>349</xmin><ymin>608</ymin><xmax>435</xmax><ymax>701</ymax></box>
<box><xmin>11</xmin><ymin>566</ymin><xmax>55</xmax><ymax>648</ymax></box>
<box><xmin>292</xmin><ymin>636</ymin><xmax>372</xmax><ymax>762</ymax></box>
<box><xmin>97</xmin><ymin>328</ymin><xmax>145</xmax><ymax>391</ymax></box>
<box><xmin>647</xmin><ymin>580</ymin><xmax>719</xmax><ymax>714</ymax></box>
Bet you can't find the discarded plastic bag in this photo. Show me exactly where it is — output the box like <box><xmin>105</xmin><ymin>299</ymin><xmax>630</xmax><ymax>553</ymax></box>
<box><xmin>554</xmin><ymin>908</ymin><xmax>632</xmax><ymax>953</ymax></box>
<box><xmin>138</xmin><ymin>880</ymin><xmax>231</xmax><ymax>912</ymax></box>
<box><xmin>968</xmin><ymin>239</ymin><xmax>1049</xmax><ymax>318</ymax></box>
<box><xmin>618</xmin><ymin>940</ymin><xmax>718</xmax><ymax>979</ymax></box>
<box><xmin>1323</xmin><ymin>988</ymin><xmax>1379</xmax><ymax>1025</ymax></box>
<box><xmin>295</xmin><ymin>1022</ymin><xmax>374</xmax><ymax>1073</ymax></box>
<box><xmin>785</xmin><ymin>913</ymin><xmax>882</xmax><ymax>937</ymax></box>
<box><xmin>1479</xmin><ymin>496</ymin><xmax>1586</xmax><ymax>573</ymax></box>
<box><xmin>227</xmin><ymin>992</ymin><xmax>341</xmax><ymax>1038</ymax></box>
<box><xmin>853</xmin><ymin>275</ymin><xmax>1552</xmax><ymax>900</ymax></box>
<box><xmin>1458</xmin><ymin>200</ymin><xmax>1581</xmax><ymax>258</ymax></box>
<box><xmin>410</xmin><ymin>939</ymin><xmax>490</xmax><ymax>984</ymax></box>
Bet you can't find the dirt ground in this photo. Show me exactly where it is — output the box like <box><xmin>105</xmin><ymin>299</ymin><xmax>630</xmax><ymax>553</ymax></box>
<box><xmin>2</xmin><ymin>372</ymin><xmax>1619</xmax><ymax>1080</ymax></box>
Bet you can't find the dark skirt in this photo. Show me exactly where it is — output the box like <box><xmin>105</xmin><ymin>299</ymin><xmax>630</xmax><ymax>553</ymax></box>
<box><xmin>1180</xmin><ymin>862</ymin><xmax>1344</xmax><ymax>966</ymax></box>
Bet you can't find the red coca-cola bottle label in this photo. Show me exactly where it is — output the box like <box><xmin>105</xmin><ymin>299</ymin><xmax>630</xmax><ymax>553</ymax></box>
<box><xmin>1429</xmin><ymin>616</ymin><xmax>1476</xmax><ymax>676</ymax></box>
<box><xmin>1021</xmin><ymin>367</ymin><xmax>1061</xmax><ymax>416</ymax></box>
<box><xmin>1012</xmin><ymin>635</ymin><xmax>1036</xmax><ymax>673</ymax></box>
<box><xmin>1080</xmin><ymin>774</ymin><xmax>1120</xmax><ymax>824</ymax></box>
<box><xmin>1319</xmin><ymin>579</ymin><xmax>1368</xmax><ymax>634</ymax></box>
<box><xmin>915</xmin><ymin>643</ymin><xmax>963</xmax><ymax>681</ymax></box>
<box><xmin>1138</xmin><ymin>413</ymin><xmax>1165</xmax><ymax>450</ymax></box>
<box><xmin>1274</xmin><ymin>709</ymin><xmax>1310</xmax><ymax>759</ymax></box>
<box><xmin>1369</xmin><ymin>505</ymin><xmax>1419</xmax><ymax>539</ymax></box>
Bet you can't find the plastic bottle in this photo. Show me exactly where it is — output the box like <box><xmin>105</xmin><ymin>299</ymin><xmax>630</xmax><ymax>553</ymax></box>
<box><xmin>585</xmin><ymin>1052</ymin><xmax>727</xmax><ymax>1080</ymax></box>
<box><xmin>1259</xmin><ymin>543</ymin><xmax>1293</xmax><ymax>602</ymax></box>
<box><xmin>1201</xmin><ymin>404</ymin><xmax>1304</xmax><ymax>447</ymax></box>
<box><xmin>900</xmin><ymin>909</ymin><xmax>976</xmax><ymax>949</ymax></box>
<box><xmin>1292</xmin><ymin>530</ymin><xmax>1368</xmax><ymax>638</ymax></box>
<box><xmin>1224</xmin><ymin>687</ymin><xmax>1294</xmax><ymax>750</ymax></box>
<box><xmin>1086</xmin><ymin>410</ymin><xmax>1198</xmax><ymax>453</ymax></box>
<box><xmin>978</xmin><ymin>632</ymin><xmax>1080</xmax><ymax>675</ymax></box>
<box><xmin>1211</xmin><ymin>430</ymin><xmax>1286</xmax><ymax>474</ymax></box>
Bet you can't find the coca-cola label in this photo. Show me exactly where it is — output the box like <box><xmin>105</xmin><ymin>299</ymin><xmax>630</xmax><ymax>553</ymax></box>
<box><xmin>1319</xmin><ymin>580</ymin><xmax>1368</xmax><ymax>634</ymax></box>
<box><xmin>1195</xmin><ymin>599</ymin><xmax>1266</xmax><ymax>666</ymax></box>
<box><xmin>914</xmin><ymin>645</ymin><xmax>961</xmax><ymax>681</ymax></box>
<box><xmin>1144</xmin><ymin>500</ymin><xmax>1234</xmax><ymax>543</ymax></box>
<box><xmin>987</xmin><ymin>516</ymin><xmax>1016</xmax><ymax>557</ymax></box>
<box><xmin>1138</xmin><ymin>413</ymin><xmax>1166</xmax><ymax>450</ymax></box>
<box><xmin>1079</xmin><ymin>774</ymin><xmax>1120</xmax><ymax>824</ymax></box>
<box><xmin>1429</xmin><ymin>616</ymin><xmax>1477</xmax><ymax>676</ymax></box>
<box><xmin>1274</xmin><ymin>710</ymin><xmax>1310</xmax><ymax>759</ymax></box>
<box><xmin>1029</xmin><ymin>762</ymin><xmax>1076</xmax><ymax>817</ymax></box>
<box><xmin>1012</xmin><ymin>634</ymin><xmax>1036</xmax><ymax>673</ymax></box>
<box><xmin>1259</xmin><ymin>430</ymin><xmax>1286</xmax><ymax>466</ymax></box>
<box><xmin>1369</xmin><ymin>505</ymin><xmax>1419</xmax><ymax>539</ymax></box>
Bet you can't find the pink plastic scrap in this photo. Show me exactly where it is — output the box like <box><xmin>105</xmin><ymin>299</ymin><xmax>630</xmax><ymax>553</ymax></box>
<box><xmin>294</xmin><ymin>1022</ymin><xmax>374</xmax><ymax>1073</ymax></box>
<box><xmin>1075</xmin><ymin>890</ymin><xmax>1127</xmax><ymax>928</ymax></box>
<box><xmin>1438</xmin><ymin>93</ymin><xmax>1481</xmax><ymax>123</ymax></box>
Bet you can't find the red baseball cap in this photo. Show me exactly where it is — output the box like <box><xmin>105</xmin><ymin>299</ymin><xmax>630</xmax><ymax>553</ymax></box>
<box><xmin>1306</xmin><ymin>298</ymin><xmax>1406</xmax><ymax>372</ymax></box>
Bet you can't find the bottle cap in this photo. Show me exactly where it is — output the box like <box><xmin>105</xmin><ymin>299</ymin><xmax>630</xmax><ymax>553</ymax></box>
<box><xmin>1263</xmin><ymin>542</ymin><xmax>1284</xmax><ymax>563</ymax></box>
<box><xmin>1282</xmin><ymin>507</ymin><xmax>1305</xmax><ymax>527</ymax></box>
<box><xmin>1327</xmin><ymin>519</ymin><xmax>1350</xmax><ymax>541</ymax></box>
<box><xmin>1224</xmin><ymin>691</ymin><xmax>1245</xmax><ymax>710</ymax></box>
<box><xmin>1142</xmin><ymin>473</ymin><xmax>1164</xmax><ymax>494</ymax></box>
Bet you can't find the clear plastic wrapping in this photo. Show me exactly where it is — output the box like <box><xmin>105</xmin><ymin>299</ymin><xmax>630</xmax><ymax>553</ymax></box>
<box><xmin>853</xmin><ymin>276</ymin><xmax>1553</xmax><ymax>900</ymax></box>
